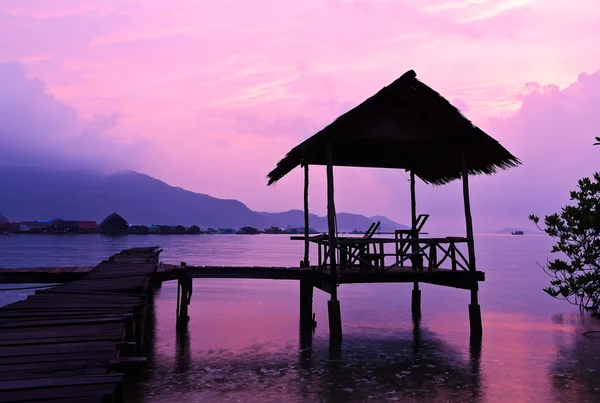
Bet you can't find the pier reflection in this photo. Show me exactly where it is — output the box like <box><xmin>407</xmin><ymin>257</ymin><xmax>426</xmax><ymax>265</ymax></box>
<box><xmin>174</xmin><ymin>328</ymin><xmax>191</xmax><ymax>374</ymax></box>
<box><xmin>137</xmin><ymin>317</ymin><xmax>484</xmax><ymax>402</ymax></box>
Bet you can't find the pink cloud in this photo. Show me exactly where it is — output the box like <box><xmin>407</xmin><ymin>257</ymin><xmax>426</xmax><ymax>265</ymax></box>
<box><xmin>0</xmin><ymin>61</ymin><xmax>157</xmax><ymax>171</ymax></box>
<box><xmin>2</xmin><ymin>0</ymin><xmax>600</xmax><ymax>231</ymax></box>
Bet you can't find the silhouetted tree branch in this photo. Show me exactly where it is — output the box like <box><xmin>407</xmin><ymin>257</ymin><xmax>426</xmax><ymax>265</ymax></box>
<box><xmin>529</xmin><ymin>173</ymin><xmax>600</xmax><ymax>315</ymax></box>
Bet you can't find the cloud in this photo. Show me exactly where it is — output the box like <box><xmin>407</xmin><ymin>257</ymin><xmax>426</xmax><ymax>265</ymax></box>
<box><xmin>0</xmin><ymin>61</ymin><xmax>147</xmax><ymax>171</ymax></box>
<box><xmin>413</xmin><ymin>68</ymin><xmax>600</xmax><ymax>231</ymax></box>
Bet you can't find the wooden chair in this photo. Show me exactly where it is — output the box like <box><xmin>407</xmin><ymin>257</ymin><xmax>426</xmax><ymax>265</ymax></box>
<box><xmin>395</xmin><ymin>214</ymin><xmax>430</xmax><ymax>268</ymax></box>
<box><xmin>343</xmin><ymin>221</ymin><xmax>381</xmax><ymax>270</ymax></box>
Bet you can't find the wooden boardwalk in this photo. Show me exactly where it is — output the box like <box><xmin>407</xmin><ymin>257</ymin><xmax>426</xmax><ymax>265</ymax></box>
<box><xmin>0</xmin><ymin>247</ymin><xmax>161</xmax><ymax>403</ymax></box>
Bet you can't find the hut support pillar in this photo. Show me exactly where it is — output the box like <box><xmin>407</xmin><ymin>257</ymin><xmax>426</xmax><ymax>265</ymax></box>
<box><xmin>409</xmin><ymin>170</ymin><xmax>422</xmax><ymax>318</ymax></box>
<box><xmin>176</xmin><ymin>274</ymin><xmax>192</xmax><ymax>331</ymax></box>
<box><xmin>303</xmin><ymin>163</ymin><xmax>310</xmax><ymax>267</ymax></box>
<box><xmin>411</xmin><ymin>283</ymin><xmax>421</xmax><ymax>319</ymax></box>
<box><xmin>326</xmin><ymin>142</ymin><xmax>342</xmax><ymax>345</ymax></box>
<box><xmin>461</xmin><ymin>153</ymin><xmax>482</xmax><ymax>339</ymax></box>
<box><xmin>299</xmin><ymin>279</ymin><xmax>314</xmax><ymax>333</ymax></box>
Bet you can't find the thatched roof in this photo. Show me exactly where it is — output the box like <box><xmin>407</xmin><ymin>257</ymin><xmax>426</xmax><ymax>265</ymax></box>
<box><xmin>267</xmin><ymin>70</ymin><xmax>520</xmax><ymax>186</ymax></box>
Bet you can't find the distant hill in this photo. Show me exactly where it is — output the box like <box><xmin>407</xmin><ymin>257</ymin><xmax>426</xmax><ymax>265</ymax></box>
<box><xmin>0</xmin><ymin>212</ymin><xmax>7</xmax><ymax>222</ymax></box>
<box><xmin>258</xmin><ymin>210</ymin><xmax>408</xmax><ymax>233</ymax></box>
<box><xmin>0</xmin><ymin>167</ymin><xmax>407</xmax><ymax>231</ymax></box>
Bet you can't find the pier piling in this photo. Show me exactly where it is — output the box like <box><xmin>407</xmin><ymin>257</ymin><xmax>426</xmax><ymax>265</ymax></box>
<box><xmin>176</xmin><ymin>274</ymin><xmax>192</xmax><ymax>331</ymax></box>
<box><xmin>328</xmin><ymin>299</ymin><xmax>342</xmax><ymax>345</ymax></box>
<box><xmin>299</xmin><ymin>279</ymin><xmax>314</xmax><ymax>331</ymax></box>
<box><xmin>469</xmin><ymin>285</ymin><xmax>482</xmax><ymax>339</ymax></box>
<box><xmin>411</xmin><ymin>283</ymin><xmax>421</xmax><ymax>319</ymax></box>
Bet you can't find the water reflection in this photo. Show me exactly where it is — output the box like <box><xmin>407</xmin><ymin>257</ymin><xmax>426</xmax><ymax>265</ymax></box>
<box><xmin>175</xmin><ymin>329</ymin><xmax>191</xmax><ymax>375</ymax></box>
<box><xmin>136</xmin><ymin>316</ymin><xmax>483</xmax><ymax>403</ymax></box>
<box><xmin>549</xmin><ymin>314</ymin><xmax>600</xmax><ymax>402</ymax></box>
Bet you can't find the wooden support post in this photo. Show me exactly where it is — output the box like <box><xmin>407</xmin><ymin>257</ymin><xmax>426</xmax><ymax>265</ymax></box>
<box><xmin>411</xmin><ymin>283</ymin><xmax>421</xmax><ymax>319</ymax></box>
<box><xmin>326</xmin><ymin>142</ymin><xmax>338</xmax><ymax>301</ymax></box>
<box><xmin>410</xmin><ymin>170</ymin><xmax>417</xmax><ymax>233</ymax></box>
<box><xmin>176</xmin><ymin>275</ymin><xmax>192</xmax><ymax>331</ymax></box>
<box><xmin>303</xmin><ymin>162</ymin><xmax>310</xmax><ymax>267</ymax></box>
<box><xmin>328</xmin><ymin>299</ymin><xmax>342</xmax><ymax>345</ymax></box>
<box><xmin>175</xmin><ymin>280</ymin><xmax>181</xmax><ymax>318</ymax></box>
<box><xmin>461</xmin><ymin>152</ymin><xmax>482</xmax><ymax>339</ymax></box>
<box><xmin>410</xmin><ymin>170</ymin><xmax>422</xmax><ymax>313</ymax></box>
<box><xmin>469</xmin><ymin>284</ymin><xmax>482</xmax><ymax>339</ymax></box>
<box><xmin>326</xmin><ymin>142</ymin><xmax>342</xmax><ymax>344</ymax></box>
<box><xmin>299</xmin><ymin>279</ymin><xmax>314</xmax><ymax>328</ymax></box>
<box><xmin>409</xmin><ymin>171</ymin><xmax>421</xmax><ymax>270</ymax></box>
<box><xmin>461</xmin><ymin>154</ymin><xmax>476</xmax><ymax>272</ymax></box>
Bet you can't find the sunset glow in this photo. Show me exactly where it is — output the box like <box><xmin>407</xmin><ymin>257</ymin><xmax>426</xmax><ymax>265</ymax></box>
<box><xmin>2</xmin><ymin>0</ymin><xmax>600</xmax><ymax>230</ymax></box>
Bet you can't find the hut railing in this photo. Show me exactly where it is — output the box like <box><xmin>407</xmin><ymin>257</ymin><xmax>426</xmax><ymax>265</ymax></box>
<box><xmin>299</xmin><ymin>236</ymin><xmax>471</xmax><ymax>272</ymax></box>
<box><xmin>387</xmin><ymin>237</ymin><xmax>471</xmax><ymax>272</ymax></box>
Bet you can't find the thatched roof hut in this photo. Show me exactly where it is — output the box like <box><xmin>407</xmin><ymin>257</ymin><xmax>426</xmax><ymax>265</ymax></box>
<box><xmin>267</xmin><ymin>70</ymin><xmax>520</xmax><ymax>186</ymax></box>
<box><xmin>100</xmin><ymin>212</ymin><xmax>129</xmax><ymax>235</ymax></box>
<box><xmin>265</xmin><ymin>70</ymin><xmax>520</xmax><ymax>312</ymax></box>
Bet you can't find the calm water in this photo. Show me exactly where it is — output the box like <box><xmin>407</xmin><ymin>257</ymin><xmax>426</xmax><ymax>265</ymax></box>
<box><xmin>1</xmin><ymin>234</ymin><xmax>600</xmax><ymax>402</ymax></box>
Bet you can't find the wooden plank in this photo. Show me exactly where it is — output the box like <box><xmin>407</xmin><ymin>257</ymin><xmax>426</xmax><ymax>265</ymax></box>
<box><xmin>0</xmin><ymin>341</ymin><xmax>118</xmax><ymax>358</ymax></box>
<box><xmin>0</xmin><ymin>334</ymin><xmax>122</xmax><ymax>347</ymax></box>
<box><xmin>0</xmin><ymin>374</ymin><xmax>123</xmax><ymax>392</ymax></box>
<box><xmin>0</xmin><ymin>383</ymin><xmax>120</xmax><ymax>403</ymax></box>
<box><xmin>0</xmin><ymin>365</ymin><xmax>107</xmax><ymax>381</ymax></box>
<box><xmin>0</xmin><ymin>316</ymin><xmax>129</xmax><ymax>330</ymax></box>
<box><xmin>36</xmin><ymin>289</ymin><xmax>145</xmax><ymax>297</ymax></box>
<box><xmin>0</xmin><ymin>323</ymin><xmax>123</xmax><ymax>339</ymax></box>
<box><xmin>0</xmin><ymin>312</ymin><xmax>132</xmax><ymax>321</ymax></box>
<box><xmin>0</xmin><ymin>360</ymin><xmax>113</xmax><ymax>374</ymax></box>
<box><xmin>1</xmin><ymin>350</ymin><xmax>116</xmax><ymax>365</ymax></box>
<box><xmin>18</xmin><ymin>397</ymin><xmax>104</xmax><ymax>403</ymax></box>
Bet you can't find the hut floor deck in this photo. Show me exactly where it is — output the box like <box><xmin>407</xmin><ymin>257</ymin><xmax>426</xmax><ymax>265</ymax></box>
<box><xmin>0</xmin><ymin>247</ymin><xmax>161</xmax><ymax>403</ymax></box>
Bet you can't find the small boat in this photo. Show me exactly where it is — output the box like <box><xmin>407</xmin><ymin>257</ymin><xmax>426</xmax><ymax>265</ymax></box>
<box><xmin>511</xmin><ymin>230</ymin><xmax>524</xmax><ymax>235</ymax></box>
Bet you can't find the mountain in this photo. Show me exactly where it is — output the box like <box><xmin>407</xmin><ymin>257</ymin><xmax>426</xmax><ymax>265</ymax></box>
<box><xmin>0</xmin><ymin>212</ymin><xmax>7</xmax><ymax>222</ymax></box>
<box><xmin>258</xmin><ymin>210</ymin><xmax>408</xmax><ymax>233</ymax></box>
<box><xmin>0</xmin><ymin>167</ymin><xmax>407</xmax><ymax>231</ymax></box>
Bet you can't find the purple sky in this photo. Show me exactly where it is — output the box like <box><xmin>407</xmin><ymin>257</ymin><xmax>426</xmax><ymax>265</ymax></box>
<box><xmin>2</xmin><ymin>0</ymin><xmax>600</xmax><ymax>231</ymax></box>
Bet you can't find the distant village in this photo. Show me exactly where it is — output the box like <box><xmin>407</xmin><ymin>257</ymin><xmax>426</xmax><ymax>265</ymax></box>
<box><xmin>0</xmin><ymin>212</ymin><xmax>322</xmax><ymax>235</ymax></box>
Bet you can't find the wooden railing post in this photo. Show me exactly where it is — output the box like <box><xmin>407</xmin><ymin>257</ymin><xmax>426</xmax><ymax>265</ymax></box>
<box><xmin>451</xmin><ymin>243</ymin><xmax>457</xmax><ymax>271</ymax></box>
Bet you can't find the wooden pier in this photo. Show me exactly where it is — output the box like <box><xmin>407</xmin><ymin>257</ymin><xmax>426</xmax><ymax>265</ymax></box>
<box><xmin>0</xmin><ymin>247</ymin><xmax>163</xmax><ymax>403</ymax></box>
<box><xmin>0</xmin><ymin>245</ymin><xmax>486</xmax><ymax>401</ymax></box>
